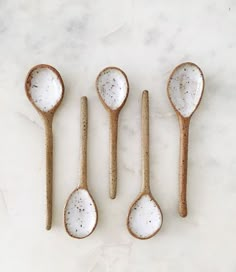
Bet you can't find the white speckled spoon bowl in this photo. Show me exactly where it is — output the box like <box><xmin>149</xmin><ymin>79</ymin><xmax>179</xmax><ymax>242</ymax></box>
<box><xmin>167</xmin><ymin>62</ymin><xmax>205</xmax><ymax>217</ymax></box>
<box><xmin>64</xmin><ymin>97</ymin><xmax>98</xmax><ymax>239</ymax></box>
<box><xmin>127</xmin><ymin>91</ymin><xmax>163</xmax><ymax>240</ymax></box>
<box><xmin>96</xmin><ymin>67</ymin><xmax>129</xmax><ymax>199</ymax></box>
<box><xmin>25</xmin><ymin>64</ymin><xmax>64</xmax><ymax>230</ymax></box>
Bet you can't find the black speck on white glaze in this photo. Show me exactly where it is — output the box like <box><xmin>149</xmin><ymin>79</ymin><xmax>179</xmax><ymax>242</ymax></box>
<box><xmin>168</xmin><ymin>63</ymin><xmax>204</xmax><ymax>117</ymax></box>
<box><xmin>65</xmin><ymin>189</ymin><xmax>97</xmax><ymax>238</ymax></box>
<box><xmin>97</xmin><ymin>68</ymin><xmax>128</xmax><ymax>110</ymax></box>
<box><xmin>29</xmin><ymin>67</ymin><xmax>63</xmax><ymax>112</ymax></box>
<box><xmin>128</xmin><ymin>194</ymin><xmax>162</xmax><ymax>239</ymax></box>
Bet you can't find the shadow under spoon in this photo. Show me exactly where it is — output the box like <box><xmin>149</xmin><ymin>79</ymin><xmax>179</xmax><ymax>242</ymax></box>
<box><xmin>25</xmin><ymin>64</ymin><xmax>64</xmax><ymax>230</ymax></box>
<box><xmin>167</xmin><ymin>62</ymin><xmax>205</xmax><ymax>217</ymax></box>
<box><xmin>64</xmin><ymin>97</ymin><xmax>98</xmax><ymax>239</ymax></box>
<box><xmin>127</xmin><ymin>91</ymin><xmax>163</xmax><ymax>239</ymax></box>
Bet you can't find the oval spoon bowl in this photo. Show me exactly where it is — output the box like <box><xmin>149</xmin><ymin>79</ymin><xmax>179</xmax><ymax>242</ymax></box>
<box><xmin>96</xmin><ymin>67</ymin><xmax>129</xmax><ymax>111</ymax></box>
<box><xmin>64</xmin><ymin>188</ymin><xmax>98</xmax><ymax>239</ymax></box>
<box><xmin>25</xmin><ymin>64</ymin><xmax>64</xmax><ymax>114</ymax></box>
<box><xmin>127</xmin><ymin>194</ymin><xmax>163</xmax><ymax>240</ymax></box>
<box><xmin>167</xmin><ymin>62</ymin><xmax>204</xmax><ymax>118</ymax></box>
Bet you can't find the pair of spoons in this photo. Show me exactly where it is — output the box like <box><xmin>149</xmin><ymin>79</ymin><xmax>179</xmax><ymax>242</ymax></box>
<box><xmin>96</xmin><ymin>63</ymin><xmax>205</xmax><ymax>221</ymax></box>
<box><xmin>97</xmin><ymin>68</ymin><xmax>163</xmax><ymax>239</ymax></box>
<box><xmin>64</xmin><ymin>89</ymin><xmax>162</xmax><ymax>240</ymax></box>
<box><xmin>96</xmin><ymin>68</ymin><xmax>163</xmax><ymax>240</ymax></box>
<box><xmin>26</xmin><ymin>65</ymin><xmax>98</xmax><ymax>236</ymax></box>
<box><xmin>64</xmin><ymin>67</ymin><xmax>130</xmax><ymax>238</ymax></box>
<box><xmin>127</xmin><ymin>62</ymin><xmax>205</xmax><ymax>239</ymax></box>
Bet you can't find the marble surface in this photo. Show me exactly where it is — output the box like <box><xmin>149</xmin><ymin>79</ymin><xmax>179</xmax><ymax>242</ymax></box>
<box><xmin>0</xmin><ymin>0</ymin><xmax>236</xmax><ymax>271</ymax></box>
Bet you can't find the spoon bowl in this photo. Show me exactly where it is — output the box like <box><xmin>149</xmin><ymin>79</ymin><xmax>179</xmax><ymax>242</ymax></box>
<box><xmin>167</xmin><ymin>62</ymin><xmax>204</xmax><ymax>217</ymax></box>
<box><xmin>127</xmin><ymin>193</ymin><xmax>162</xmax><ymax>239</ymax></box>
<box><xmin>167</xmin><ymin>62</ymin><xmax>204</xmax><ymax>118</ymax></box>
<box><xmin>25</xmin><ymin>64</ymin><xmax>64</xmax><ymax>230</ymax></box>
<box><xmin>96</xmin><ymin>67</ymin><xmax>129</xmax><ymax>199</ymax></box>
<box><xmin>127</xmin><ymin>91</ymin><xmax>163</xmax><ymax>239</ymax></box>
<box><xmin>64</xmin><ymin>97</ymin><xmax>98</xmax><ymax>238</ymax></box>
<box><xmin>64</xmin><ymin>188</ymin><xmax>98</xmax><ymax>239</ymax></box>
<box><xmin>25</xmin><ymin>64</ymin><xmax>64</xmax><ymax>114</ymax></box>
<box><xmin>96</xmin><ymin>67</ymin><xmax>129</xmax><ymax>111</ymax></box>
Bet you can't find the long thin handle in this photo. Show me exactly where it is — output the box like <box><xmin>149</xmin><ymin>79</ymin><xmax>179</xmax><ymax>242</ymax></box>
<box><xmin>44</xmin><ymin>114</ymin><xmax>53</xmax><ymax>230</ymax></box>
<box><xmin>109</xmin><ymin>111</ymin><xmax>119</xmax><ymax>199</ymax></box>
<box><xmin>80</xmin><ymin>97</ymin><xmax>88</xmax><ymax>189</ymax></box>
<box><xmin>178</xmin><ymin>116</ymin><xmax>190</xmax><ymax>217</ymax></box>
<box><xmin>141</xmin><ymin>91</ymin><xmax>150</xmax><ymax>194</ymax></box>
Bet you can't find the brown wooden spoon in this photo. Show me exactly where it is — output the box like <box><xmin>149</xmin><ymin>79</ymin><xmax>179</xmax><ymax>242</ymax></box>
<box><xmin>127</xmin><ymin>91</ymin><xmax>163</xmax><ymax>239</ymax></box>
<box><xmin>64</xmin><ymin>97</ymin><xmax>98</xmax><ymax>239</ymax></box>
<box><xmin>25</xmin><ymin>64</ymin><xmax>64</xmax><ymax>230</ymax></box>
<box><xmin>167</xmin><ymin>62</ymin><xmax>205</xmax><ymax>217</ymax></box>
<box><xmin>96</xmin><ymin>67</ymin><xmax>129</xmax><ymax>199</ymax></box>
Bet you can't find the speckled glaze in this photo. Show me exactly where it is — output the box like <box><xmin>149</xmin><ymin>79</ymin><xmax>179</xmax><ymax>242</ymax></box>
<box><xmin>65</xmin><ymin>189</ymin><xmax>97</xmax><ymax>239</ymax></box>
<box><xmin>128</xmin><ymin>194</ymin><xmax>162</xmax><ymax>239</ymax></box>
<box><xmin>64</xmin><ymin>97</ymin><xmax>98</xmax><ymax>239</ymax></box>
<box><xmin>167</xmin><ymin>62</ymin><xmax>204</xmax><ymax>217</ymax></box>
<box><xmin>25</xmin><ymin>64</ymin><xmax>64</xmax><ymax>230</ymax></box>
<box><xmin>96</xmin><ymin>67</ymin><xmax>129</xmax><ymax>199</ymax></box>
<box><xmin>96</xmin><ymin>67</ymin><xmax>128</xmax><ymax>110</ymax></box>
<box><xmin>28</xmin><ymin>67</ymin><xmax>63</xmax><ymax>112</ymax></box>
<box><xmin>167</xmin><ymin>62</ymin><xmax>204</xmax><ymax>118</ymax></box>
<box><xmin>127</xmin><ymin>91</ymin><xmax>163</xmax><ymax>239</ymax></box>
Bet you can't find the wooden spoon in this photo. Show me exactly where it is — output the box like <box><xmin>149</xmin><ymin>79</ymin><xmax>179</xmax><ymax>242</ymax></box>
<box><xmin>127</xmin><ymin>91</ymin><xmax>163</xmax><ymax>239</ymax></box>
<box><xmin>167</xmin><ymin>62</ymin><xmax>205</xmax><ymax>217</ymax></box>
<box><xmin>64</xmin><ymin>97</ymin><xmax>98</xmax><ymax>239</ymax></box>
<box><xmin>25</xmin><ymin>64</ymin><xmax>64</xmax><ymax>230</ymax></box>
<box><xmin>96</xmin><ymin>67</ymin><xmax>129</xmax><ymax>199</ymax></box>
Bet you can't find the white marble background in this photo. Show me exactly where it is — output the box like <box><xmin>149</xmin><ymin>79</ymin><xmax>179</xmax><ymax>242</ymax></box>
<box><xmin>0</xmin><ymin>0</ymin><xmax>236</xmax><ymax>271</ymax></box>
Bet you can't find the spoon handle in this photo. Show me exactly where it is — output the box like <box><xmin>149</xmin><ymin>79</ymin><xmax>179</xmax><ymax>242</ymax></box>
<box><xmin>80</xmin><ymin>97</ymin><xmax>88</xmax><ymax>189</ymax></box>
<box><xmin>141</xmin><ymin>91</ymin><xmax>150</xmax><ymax>194</ymax></box>
<box><xmin>109</xmin><ymin>111</ymin><xmax>118</xmax><ymax>199</ymax></box>
<box><xmin>178</xmin><ymin>116</ymin><xmax>190</xmax><ymax>217</ymax></box>
<box><xmin>44</xmin><ymin>114</ymin><xmax>53</xmax><ymax>230</ymax></box>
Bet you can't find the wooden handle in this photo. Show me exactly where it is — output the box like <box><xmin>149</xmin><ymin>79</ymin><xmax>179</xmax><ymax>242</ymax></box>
<box><xmin>44</xmin><ymin>114</ymin><xmax>53</xmax><ymax>230</ymax></box>
<box><xmin>178</xmin><ymin>116</ymin><xmax>190</xmax><ymax>217</ymax></box>
<box><xmin>141</xmin><ymin>91</ymin><xmax>150</xmax><ymax>194</ymax></box>
<box><xmin>109</xmin><ymin>111</ymin><xmax>119</xmax><ymax>199</ymax></box>
<box><xmin>80</xmin><ymin>97</ymin><xmax>88</xmax><ymax>189</ymax></box>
